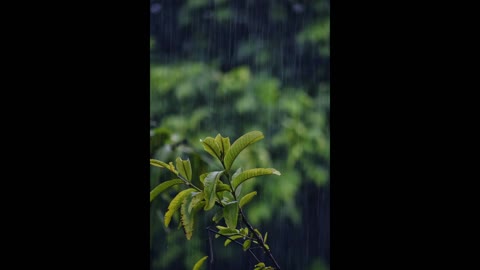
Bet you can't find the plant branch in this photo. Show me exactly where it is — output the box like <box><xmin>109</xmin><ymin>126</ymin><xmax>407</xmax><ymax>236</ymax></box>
<box><xmin>176</xmin><ymin>173</ymin><xmax>202</xmax><ymax>191</ymax></box>
<box><xmin>206</xmin><ymin>227</ymin><xmax>261</xmax><ymax>264</ymax></box>
<box><xmin>222</xmin><ymin>166</ymin><xmax>281</xmax><ymax>270</ymax></box>
<box><xmin>239</xmin><ymin>208</ymin><xmax>281</xmax><ymax>270</ymax></box>
<box><xmin>208</xmin><ymin>229</ymin><xmax>214</xmax><ymax>264</ymax></box>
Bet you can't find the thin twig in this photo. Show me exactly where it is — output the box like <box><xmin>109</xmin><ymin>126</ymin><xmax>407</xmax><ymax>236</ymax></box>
<box><xmin>206</xmin><ymin>227</ymin><xmax>261</xmax><ymax>264</ymax></box>
<box><xmin>239</xmin><ymin>208</ymin><xmax>281</xmax><ymax>270</ymax></box>
<box><xmin>176</xmin><ymin>173</ymin><xmax>202</xmax><ymax>191</ymax></box>
<box><xmin>207</xmin><ymin>230</ymin><xmax>214</xmax><ymax>264</ymax></box>
<box><xmin>247</xmin><ymin>248</ymin><xmax>261</xmax><ymax>265</ymax></box>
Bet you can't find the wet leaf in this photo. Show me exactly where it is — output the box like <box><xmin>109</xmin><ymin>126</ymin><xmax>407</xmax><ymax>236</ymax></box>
<box><xmin>232</xmin><ymin>168</ymin><xmax>281</xmax><ymax>190</ymax></box>
<box><xmin>201</xmin><ymin>137</ymin><xmax>222</xmax><ymax>161</ymax></box>
<box><xmin>243</xmin><ymin>239</ymin><xmax>251</xmax><ymax>251</ymax></box>
<box><xmin>215</xmin><ymin>181</ymin><xmax>232</xmax><ymax>192</ymax></box>
<box><xmin>150</xmin><ymin>159</ymin><xmax>169</xmax><ymax>169</ymax></box>
<box><xmin>223</xmin><ymin>201</ymin><xmax>239</xmax><ymax>228</ymax></box>
<box><xmin>224</xmin><ymin>235</ymin><xmax>243</xmax><ymax>246</ymax></box>
<box><xmin>214</xmin><ymin>134</ymin><xmax>230</xmax><ymax>159</ymax></box>
<box><xmin>239</xmin><ymin>191</ymin><xmax>257</xmax><ymax>208</ymax></box>
<box><xmin>224</xmin><ymin>131</ymin><xmax>264</xmax><ymax>170</ymax></box>
<box><xmin>164</xmin><ymin>188</ymin><xmax>196</xmax><ymax>227</ymax></box>
<box><xmin>150</xmin><ymin>179</ymin><xmax>184</xmax><ymax>202</ymax></box>
<box><xmin>203</xmin><ymin>171</ymin><xmax>224</xmax><ymax>210</ymax></box>
<box><xmin>192</xmin><ymin>256</ymin><xmax>208</xmax><ymax>270</ymax></box>
<box><xmin>232</xmin><ymin>167</ymin><xmax>243</xmax><ymax>197</ymax></box>
<box><xmin>254</xmin><ymin>229</ymin><xmax>263</xmax><ymax>241</ymax></box>
<box><xmin>181</xmin><ymin>192</ymin><xmax>205</xmax><ymax>240</ymax></box>
<box><xmin>176</xmin><ymin>157</ymin><xmax>192</xmax><ymax>181</ymax></box>
<box><xmin>199</xmin><ymin>173</ymin><xmax>208</xmax><ymax>184</ymax></box>
<box><xmin>212</xmin><ymin>208</ymin><xmax>224</xmax><ymax>223</ymax></box>
<box><xmin>216</xmin><ymin>226</ymin><xmax>239</xmax><ymax>235</ymax></box>
<box><xmin>254</xmin><ymin>262</ymin><xmax>266</xmax><ymax>270</ymax></box>
<box><xmin>188</xmin><ymin>192</ymin><xmax>204</xmax><ymax>214</ymax></box>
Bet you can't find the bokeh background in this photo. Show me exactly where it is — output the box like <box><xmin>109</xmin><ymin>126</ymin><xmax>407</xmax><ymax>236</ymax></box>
<box><xmin>150</xmin><ymin>1</ymin><xmax>329</xmax><ymax>269</ymax></box>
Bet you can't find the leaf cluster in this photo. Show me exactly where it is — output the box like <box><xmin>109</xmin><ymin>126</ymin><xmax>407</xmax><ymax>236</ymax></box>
<box><xmin>150</xmin><ymin>131</ymin><xmax>281</xmax><ymax>269</ymax></box>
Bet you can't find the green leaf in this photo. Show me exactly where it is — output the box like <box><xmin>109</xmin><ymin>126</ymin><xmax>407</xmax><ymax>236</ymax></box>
<box><xmin>243</xmin><ymin>239</ymin><xmax>251</xmax><ymax>251</ymax></box>
<box><xmin>240</xmin><ymin>227</ymin><xmax>249</xmax><ymax>236</ymax></box>
<box><xmin>203</xmin><ymin>171</ymin><xmax>224</xmax><ymax>210</ymax></box>
<box><xmin>215</xmin><ymin>226</ymin><xmax>239</xmax><ymax>238</ymax></box>
<box><xmin>264</xmin><ymin>232</ymin><xmax>268</xmax><ymax>243</ymax></box>
<box><xmin>192</xmin><ymin>256</ymin><xmax>208</xmax><ymax>270</ymax></box>
<box><xmin>224</xmin><ymin>235</ymin><xmax>243</xmax><ymax>246</ymax></box>
<box><xmin>193</xmin><ymin>201</ymin><xmax>206</xmax><ymax>211</ymax></box>
<box><xmin>254</xmin><ymin>229</ymin><xmax>263</xmax><ymax>241</ymax></box>
<box><xmin>254</xmin><ymin>262</ymin><xmax>266</xmax><ymax>270</ymax></box>
<box><xmin>223</xmin><ymin>201</ymin><xmax>239</xmax><ymax>229</ymax></box>
<box><xmin>176</xmin><ymin>157</ymin><xmax>192</xmax><ymax>181</ymax></box>
<box><xmin>232</xmin><ymin>167</ymin><xmax>243</xmax><ymax>179</ymax></box>
<box><xmin>232</xmin><ymin>168</ymin><xmax>243</xmax><ymax>197</ymax></box>
<box><xmin>150</xmin><ymin>159</ymin><xmax>169</xmax><ymax>168</ymax></box>
<box><xmin>188</xmin><ymin>192</ymin><xmax>204</xmax><ymax>214</ymax></box>
<box><xmin>180</xmin><ymin>194</ymin><xmax>194</xmax><ymax>240</ymax></box>
<box><xmin>214</xmin><ymin>134</ymin><xmax>230</xmax><ymax>159</ymax></box>
<box><xmin>150</xmin><ymin>179</ymin><xmax>184</xmax><ymax>202</ymax></box>
<box><xmin>221</xmin><ymin>136</ymin><xmax>231</xmax><ymax>156</ymax></box>
<box><xmin>224</xmin><ymin>131</ymin><xmax>264</xmax><ymax>170</ymax></box>
<box><xmin>239</xmin><ymin>191</ymin><xmax>257</xmax><ymax>208</ymax></box>
<box><xmin>199</xmin><ymin>173</ymin><xmax>208</xmax><ymax>184</ymax></box>
<box><xmin>164</xmin><ymin>188</ymin><xmax>195</xmax><ymax>227</ymax></box>
<box><xmin>212</xmin><ymin>209</ymin><xmax>224</xmax><ymax>223</ymax></box>
<box><xmin>150</xmin><ymin>159</ymin><xmax>177</xmax><ymax>174</ymax></box>
<box><xmin>201</xmin><ymin>137</ymin><xmax>222</xmax><ymax>161</ymax></box>
<box><xmin>232</xmin><ymin>168</ymin><xmax>281</xmax><ymax>190</ymax></box>
<box><xmin>180</xmin><ymin>192</ymin><xmax>205</xmax><ymax>240</ymax></box>
<box><xmin>216</xmin><ymin>226</ymin><xmax>239</xmax><ymax>235</ymax></box>
<box><xmin>216</xmin><ymin>181</ymin><xmax>232</xmax><ymax>192</ymax></box>
<box><xmin>167</xmin><ymin>162</ymin><xmax>177</xmax><ymax>173</ymax></box>
<box><xmin>220</xmin><ymin>191</ymin><xmax>236</xmax><ymax>205</ymax></box>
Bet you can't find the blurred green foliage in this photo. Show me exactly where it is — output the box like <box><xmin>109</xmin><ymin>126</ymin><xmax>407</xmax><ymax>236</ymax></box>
<box><xmin>150</xmin><ymin>0</ymin><xmax>329</xmax><ymax>269</ymax></box>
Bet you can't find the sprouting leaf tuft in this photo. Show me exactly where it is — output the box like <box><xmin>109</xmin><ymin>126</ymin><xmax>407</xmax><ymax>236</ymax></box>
<box><xmin>176</xmin><ymin>157</ymin><xmax>192</xmax><ymax>181</ymax></box>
